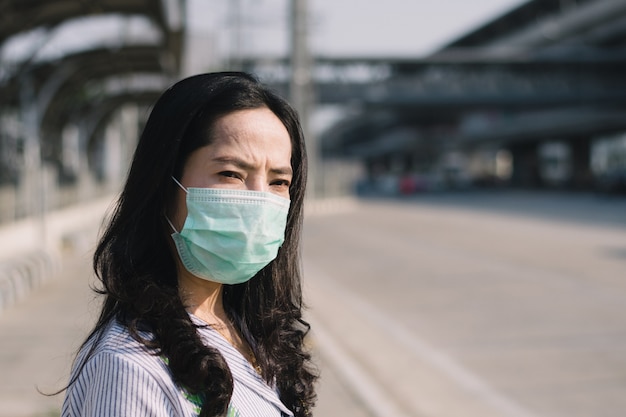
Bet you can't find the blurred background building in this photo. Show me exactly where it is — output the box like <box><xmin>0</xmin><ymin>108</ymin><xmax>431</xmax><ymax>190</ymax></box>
<box><xmin>240</xmin><ymin>0</ymin><xmax>626</xmax><ymax>197</ymax></box>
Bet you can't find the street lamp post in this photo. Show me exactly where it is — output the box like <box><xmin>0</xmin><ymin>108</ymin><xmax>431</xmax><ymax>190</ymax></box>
<box><xmin>289</xmin><ymin>0</ymin><xmax>318</xmax><ymax>199</ymax></box>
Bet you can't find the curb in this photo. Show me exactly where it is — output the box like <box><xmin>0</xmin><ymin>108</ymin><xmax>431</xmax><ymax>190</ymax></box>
<box><xmin>0</xmin><ymin>249</ymin><xmax>60</xmax><ymax>314</ymax></box>
<box><xmin>0</xmin><ymin>194</ymin><xmax>114</xmax><ymax>316</ymax></box>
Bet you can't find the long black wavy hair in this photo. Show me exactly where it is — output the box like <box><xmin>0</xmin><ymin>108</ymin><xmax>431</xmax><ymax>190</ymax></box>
<box><xmin>74</xmin><ymin>72</ymin><xmax>317</xmax><ymax>416</ymax></box>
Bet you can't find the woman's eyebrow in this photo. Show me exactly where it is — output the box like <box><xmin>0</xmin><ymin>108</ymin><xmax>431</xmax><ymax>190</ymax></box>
<box><xmin>212</xmin><ymin>156</ymin><xmax>255</xmax><ymax>170</ymax></box>
<box><xmin>212</xmin><ymin>156</ymin><xmax>292</xmax><ymax>176</ymax></box>
<box><xmin>270</xmin><ymin>166</ymin><xmax>293</xmax><ymax>176</ymax></box>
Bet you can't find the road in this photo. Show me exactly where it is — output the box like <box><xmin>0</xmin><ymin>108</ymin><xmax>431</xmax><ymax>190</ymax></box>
<box><xmin>306</xmin><ymin>191</ymin><xmax>626</xmax><ymax>417</ymax></box>
<box><xmin>1</xmin><ymin>191</ymin><xmax>625</xmax><ymax>417</ymax></box>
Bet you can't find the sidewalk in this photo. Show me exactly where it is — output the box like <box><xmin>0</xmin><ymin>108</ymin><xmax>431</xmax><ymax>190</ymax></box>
<box><xmin>0</xmin><ymin>248</ymin><xmax>97</xmax><ymax>417</ymax></box>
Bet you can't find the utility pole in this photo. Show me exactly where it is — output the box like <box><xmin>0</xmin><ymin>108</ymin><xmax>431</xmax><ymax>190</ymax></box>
<box><xmin>230</xmin><ymin>0</ymin><xmax>243</xmax><ymax>70</ymax></box>
<box><xmin>289</xmin><ymin>0</ymin><xmax>317</xmax><ymax>199</ymax></box>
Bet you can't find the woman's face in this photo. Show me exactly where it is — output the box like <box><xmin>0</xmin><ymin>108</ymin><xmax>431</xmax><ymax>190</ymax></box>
<box><xmin>170</xmin><ymin>107</ymin><xmax>293</xmax><ymax>231</ymax></box>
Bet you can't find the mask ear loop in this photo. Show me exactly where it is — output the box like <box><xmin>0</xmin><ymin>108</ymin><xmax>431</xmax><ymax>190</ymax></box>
<box><xmin>165</xmin><ymin>216</ymin><xmax>179</xmax><ymax>233</ymax></box>
<box><xmin>166</xmin><ymin>176</ymin><xmax>188</xmax><ymax>233</ymax></box>
<box><xmin>172</xmin><ymin>176</ymin><xmax>188</xmax><ymax>193</ymax></box>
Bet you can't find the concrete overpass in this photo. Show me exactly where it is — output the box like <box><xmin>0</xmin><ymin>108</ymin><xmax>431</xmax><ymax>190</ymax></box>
<box><xmin>242</xmin><ymin>0</ymin><xmax>626</xmax><ymax>191</ymax></box>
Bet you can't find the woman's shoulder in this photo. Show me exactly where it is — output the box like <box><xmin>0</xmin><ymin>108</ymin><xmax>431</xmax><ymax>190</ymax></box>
<box><xmin>63</xmin><ymin>320</ymin><xmax>193</xmax><ymax>417</ymax></box>
<box><xmin>89</xmin><ymin>320</ymin><xmax>147</xmax><ymax>352</ymax></box>
<box><xmin>68</xmin><ymin>319</ymin><xmax>181</xmax><ymax>401</ymax></box>
<box><xmin>76</xmin><ymin>319</ymin><xmax>165</xmax><ymax>375</ymax></box>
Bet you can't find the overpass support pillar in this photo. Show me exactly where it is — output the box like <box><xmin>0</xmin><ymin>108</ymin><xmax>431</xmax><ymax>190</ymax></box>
<box><xmin>569</xmin><ymin>137</ymin><xmax>592</xmax><ymax>190</ymax></box>
<box><xmin>508</xmin><ymin>142</ymin><xmax>542</xmax><ymax>188</ymax></box>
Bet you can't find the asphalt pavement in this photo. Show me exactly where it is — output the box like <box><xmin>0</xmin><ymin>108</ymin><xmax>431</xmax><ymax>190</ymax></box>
<box><xmin>304</xmin><ymin>191</ymin><xmax>626</xmax><ymax>417</ymax></box>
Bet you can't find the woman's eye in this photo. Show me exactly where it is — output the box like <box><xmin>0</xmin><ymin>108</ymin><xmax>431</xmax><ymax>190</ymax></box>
<box><xmin>219</xmin><ymin>171</ymin><xmax>243</xmax><ymax>180</ymax></box>
<box><xmin>271</xmin><ymin>179</ymin><xmax>291</xmax><ymax>188</ymax></box>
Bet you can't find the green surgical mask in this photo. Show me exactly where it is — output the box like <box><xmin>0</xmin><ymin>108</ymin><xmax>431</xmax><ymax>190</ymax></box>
<box><xmin>168</xmin><ymin>178</ymin><xmax>290</xmax><ymax>285</ymax></box>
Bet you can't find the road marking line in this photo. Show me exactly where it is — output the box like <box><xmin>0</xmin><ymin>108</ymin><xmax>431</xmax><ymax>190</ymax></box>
<box><xmin>310</xmin><ymin>266</ymin><xmax>540</xmax><ymax>417</ymax></box>
<box><xmin>308</xmin><ymin>314</ymin><xmax>412</xmax><ymax>417</ymax></box>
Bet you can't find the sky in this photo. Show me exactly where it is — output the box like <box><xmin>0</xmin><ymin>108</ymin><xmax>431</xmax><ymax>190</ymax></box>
<box><xmin>0</xmin><ymin>0</ymin><xmax>528</xmax><ymax>71</ymax></box>
<box><xmin>187</xmin><ymin>0</ymin><xmax>529</xmax><ymax>58</ymax></box>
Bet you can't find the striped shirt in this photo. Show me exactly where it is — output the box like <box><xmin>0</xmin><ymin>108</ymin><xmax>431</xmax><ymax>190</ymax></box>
<box><xmin>61</xmin><ymin>316</ymin><xmax>293</xmax><ymax>417</ymax></box>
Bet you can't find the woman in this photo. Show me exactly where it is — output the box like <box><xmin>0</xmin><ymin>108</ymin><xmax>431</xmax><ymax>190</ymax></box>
<box><xmin>61</xmin><ymin>72</ymin><xmax>317</xmax><ymax>417</ymax></box>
